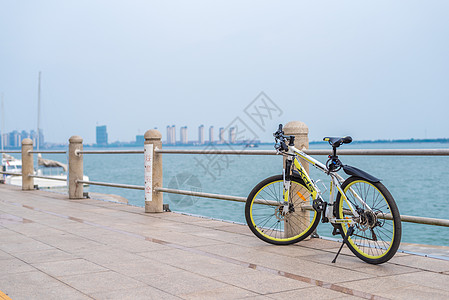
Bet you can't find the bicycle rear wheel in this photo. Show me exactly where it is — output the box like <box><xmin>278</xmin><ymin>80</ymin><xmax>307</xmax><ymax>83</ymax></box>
<box><xmin>245</xmin><ymin>175</ymin><xmax>320</xmax><ymax>245</ymax></box>
<box><xmin>335</xmin><ymin>176</ymin><xmax>401</xmax><ymax>264</ymax></box>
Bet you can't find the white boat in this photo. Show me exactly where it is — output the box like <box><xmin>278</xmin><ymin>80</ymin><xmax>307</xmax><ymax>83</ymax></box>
<box><xmin>1</xmin><ymin>153</ymin><xmax>22</xmax><ymax>178</ymax></box>
<box><xmin>1</xmin><ymin>153</ymin><xmax>89</xmax><ymax>189</ymax></box>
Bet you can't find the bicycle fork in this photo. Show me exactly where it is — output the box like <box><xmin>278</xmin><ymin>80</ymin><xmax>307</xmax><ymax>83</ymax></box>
<box><xmin>281</xmin><ymin>157</ymin><xmax>293</xmax><ymax>215</ymax></box>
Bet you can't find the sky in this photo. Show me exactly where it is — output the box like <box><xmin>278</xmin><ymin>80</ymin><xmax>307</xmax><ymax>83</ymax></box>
<box><xmin>1</xmin><ymin>0</ymin><xmax>448</xmax><ymax>144</ymax></box>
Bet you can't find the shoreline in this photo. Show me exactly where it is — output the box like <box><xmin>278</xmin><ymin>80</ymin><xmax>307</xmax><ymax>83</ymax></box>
<box><xmin>3</xmin><ymin>138</ymin><xmax>449</xmax><ymax>150</ymax></box>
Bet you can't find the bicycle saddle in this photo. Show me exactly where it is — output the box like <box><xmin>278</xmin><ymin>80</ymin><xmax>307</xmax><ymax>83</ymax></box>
<box><xmin>323</xmin><ymin>136</ymin><xmax>352</xmax><ymax>148</ymax></box>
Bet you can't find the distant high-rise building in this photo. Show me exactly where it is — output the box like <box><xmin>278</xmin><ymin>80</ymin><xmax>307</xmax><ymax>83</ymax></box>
<box><xmin>8</xmin><ymin>130</ymin><xmax>20</xmax><ymax>148</ymax></box>
<box><xmin>180</xmin><ymin>126</ymin><xmax>188</xmax><ymax>144</ymax></box>
<box><xmin>229</xmin><ymin>127</ymin><xmax>236</xmax><ymax>144</ymax></box>
<box><xmin>209</xmin><ymin>126</ymin><xmax>214</xmax><ymax>144</ymax></box>
<box><xmin>96</xmin><ymin>125</ymin><xmax>108</xmax><ymax>145</ymax></box>
<box><xmin>37</xmin><ymin>129</ymin><xmax>44</xmax><ymax>148</ymax></box>
<box><xmin>170</xmin><ymin>125</ymin><xmax>176</xmax><ymax>144</ymax></box>
<box><xmin>136</xmin><ymin>135</ymin><xmax>144</xmax><ymax>144</ymax></box>
<box><xmin>219</xmin><ymin>127</ymin><xmax>225</xmax><ymax>144</ymax></box>
<box><xmin>198</xmin><ymin>125</ymin><xmax>204</xmax><ymax>144</ymax></box>
<box><xmin>30</xmin><ymin>130</ymin><xmax>37</xmax><ymax>147</ymax></box>
<box><xmin>166</xmin><ymin>125</ymin><xmax>172</xmax><ymax>144</ymax></box>
<box><xmin>21</xmin><ymin>130</ymin><xmax>29</xmax><ymax>140</ymax></box>
<box><xmin>1</xmin><ymin>133</ymin><xmax>8</xmax><ymax>149</ymax></box>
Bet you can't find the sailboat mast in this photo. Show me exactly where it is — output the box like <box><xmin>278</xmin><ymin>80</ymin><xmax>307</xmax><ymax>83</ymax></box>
<box><xmin>37</xmin><ymin>71</ymin><xmax>41</xmax><ymax>151</ymax></box>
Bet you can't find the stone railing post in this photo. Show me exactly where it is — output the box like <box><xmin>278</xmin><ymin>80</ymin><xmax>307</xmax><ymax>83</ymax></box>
<box><xmin>21</xmin><ymin>138</ymin><xmax>34</xmax><ymax>190</ymax></box>
<box><xmin>68</xmin><ymin>136</ymin><xmax>83</xmax><ymax>199</ymax></box>
<box><xmin>283</xmin><ymin>121</ymin><xmax>310</xmax><ymax>238</ymax></box>
<box><xmin>284</xmin><ymin>121</ymin><xmax>309</xmax><ymax>174</ymax></box>
<box><xmin>144</xmin><ymin>129</ymin><xmax>163</xmax><ymax>213</ymax></box>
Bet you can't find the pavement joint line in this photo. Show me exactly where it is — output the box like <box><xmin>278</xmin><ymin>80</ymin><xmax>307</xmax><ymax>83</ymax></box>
<box><xmin>4</xmin><ymin>191</ymin><xmax>449</xmax><ymax>297</ymax></box>
<box><xmin>0</xmin><ymin>290</ymin><xmax>12</xmax><ymax>300</ymax></box>
<box><xmin>2</xmin><ymin>247</ymin><xmax>98</xmax><ymax>299</ymax></box>
<box><xmin>1</xmin><ymin>198</ymin><xmax>389</xmax><ymax>300</ymax></box>
<box><xmin>319</xmin><ymin>235</ymin><xmax>449</xmax><ymax>262</ymax></box>
<box><xmin>1</xmin><ymin>190</ymin><xmax>251</xmax><ymax>238</ymax></box>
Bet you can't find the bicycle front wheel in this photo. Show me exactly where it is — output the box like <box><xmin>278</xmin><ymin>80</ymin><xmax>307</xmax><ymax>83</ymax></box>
<box><xmin>245</xmin><ymin>175</ymin><xmax>320</xmax><ymax>245</ymax></box>
<box><xmin>335</xmin><ymin>176</ymin><xmax>401</xmax><ymax>264</ymax></box>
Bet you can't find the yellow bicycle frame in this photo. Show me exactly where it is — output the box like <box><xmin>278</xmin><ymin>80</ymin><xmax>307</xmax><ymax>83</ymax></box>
<box><xmin>281</xmin><ymin>146</ymin><xmax>366</xmax><ymax>223</ymax></box>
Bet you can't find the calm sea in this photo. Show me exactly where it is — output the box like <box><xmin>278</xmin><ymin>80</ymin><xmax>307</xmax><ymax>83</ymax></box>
<box><xmin>39</xmin><ymin>142</ymin><xmax>449</xmax><ymax>247</ymax></box>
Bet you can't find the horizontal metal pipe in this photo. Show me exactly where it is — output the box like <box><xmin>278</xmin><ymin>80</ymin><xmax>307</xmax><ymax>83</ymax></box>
<box><xmin>156</xmin><ymin>148</ymin><xmax>449</xmax><ymax>156</ymax></box>
<box><xmin>399</xmin><ymin>215</ymin><xmax>449</xmax><ymax>227</ymax></box>
<box><xmin>0</xmin><ymin>151</ymin><xmax>21</xmax><ymax>154</ymax></box>
<box><xmin>156</xmin><ymin>149</ymin><xmax>277</xmax><ymax>155</ymax></box>
<box><xmin>156</xmin><ymin>187</ymin><xmax>247</xmax><ymax>203</ymax></box>
<box><xmin>158</xmin><ymin>188</ymin><xmax>449</xmax><ymax>227</ymax></box>
<box><xmin>156</xmin><ymin>187</ymin><xmax>281</xmax><ymax>206</ymax></box>
<box><xmin>28</xmin><ymin>150</ymin><xmax>66</xmax><ymax>154</ymax></box>
<box><xmin>330</xmin><ymin>208</ymin><xmax>449</xmax><ymax>227</ymax></box>
<box><xmin>305</xmin><ymin>149</ymin><xmax>449</xmax><ymax>156</ymax></box>
<box><xmin>5</xmin><ymin>148</ymin><xmax>449</xmax><ymax>156</ymax></box>
<box><xmin>376</xmin><ymin>213</ymin><xmax>449</xmax><ymax>227</ymax></box>
<box><xmin>0</xmin><ymin>171</ymin><xmax>22</xmax><ymax>176</ymax></box>
<box><xmin>76</xmin><ymin>180</ymin><xmax>144</xmax><ymax>190</ymax></box>
<box><xmin>29</xmin><ymin>175</ymin><xmax>67</xmax><ymax>182</ymax></box>
<box><xmin>76</xmin><ymin>150</ymin><xmax>144</xmax><ymax>155</ymax></box>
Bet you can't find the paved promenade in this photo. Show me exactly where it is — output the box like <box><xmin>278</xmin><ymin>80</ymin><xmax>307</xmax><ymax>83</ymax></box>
<box><xmin>1</xmin><ymin>184</ymin><xmax>448</xmax><ymax>300</ymax></box>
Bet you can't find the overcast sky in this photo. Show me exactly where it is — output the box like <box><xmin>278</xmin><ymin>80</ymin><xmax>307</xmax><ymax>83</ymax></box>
<box><xmin>1</xmin><ymin>0</ymin><xmax>448</xmax><ymax>144</ymax></box>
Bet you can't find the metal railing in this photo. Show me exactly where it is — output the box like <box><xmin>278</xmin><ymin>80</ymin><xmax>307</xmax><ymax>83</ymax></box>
<box><xmin>77</xmin><ymin>179</ymin><xmax>145</xmax><ymax>190</ymax></box>
<box><xmin>0</xmin><ymin>171</ymin><xmax>22</xmax><ymax>176</ymax></box>
<box><xmin>76</xmin><ymin>150</ymin><xmax>143</xmax><ymax>155</ymax></box>
<box><xmin>156</xmin><ymin>148</ymin><xmax>449</xmax><ymax>156</ymax></box>
<box><xmin>153</xmin><ymin>147</ymin><xmax>449</xmax><ymax>228</ymax></box>
<box><xmin>72</xmin><ymin>149</ymin><xmax>144</xmax><ymax>190</ymax></box>
<box><xmin>29</xmin><ymin>174</ymin><xmax>67</xmax><ymax>182</ymax></box>
<box><xmin>2</xmin><ymin>131</ymin><xmax>449</xmax><ymax>229</ymax></box>
<box><xmin>155</xmin><ymin>186</ymin><xmax>449</xmax><ymax>227</ymax></box>
<box><xmin>29</xmin><ymin>150</ymin><xmax>67</xmax><ymax>154</ymax></box>
<box><xmin>1</xmin><ymin>150</ymin><xmax>68</xmax><ymax>186</ymax></box>
<box><xmin>1</xmin><ymin>150</ymin><xmax>66</xmax><ymax>154</ymax></box>
<box><xmin>0</xmin><ymin>149</ymin><xmax>139</xmax><ymax>190</ymax></box>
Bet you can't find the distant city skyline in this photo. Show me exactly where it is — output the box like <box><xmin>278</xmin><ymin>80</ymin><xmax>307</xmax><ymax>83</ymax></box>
<box><xmin>1</xmin><ymin>129</ymin><xmax>44</xmax><ymax>149</ymax></box>
<box><xmin>91</xmin><ymin>124</ymin><xmax>261</xmax><ymax>146</ymax></box>
<box><xmin>163</xmin><ymin>124</ymin><xmax>257</xmax><ymax>145</ymax></box>
<box><xmin>1</xmin><ymin>123</ymin><xmax>447</xmax><ymax>149</ymax></box>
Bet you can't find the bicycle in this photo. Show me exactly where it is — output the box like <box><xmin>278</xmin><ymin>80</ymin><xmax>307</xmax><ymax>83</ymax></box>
<box><xmin>245</xmin><ymin>124</ymin><xmax>401</xmax><ymax>264</ymax></box>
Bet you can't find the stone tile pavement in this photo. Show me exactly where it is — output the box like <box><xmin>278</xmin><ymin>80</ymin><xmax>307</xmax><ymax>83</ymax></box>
<box><xmin>0</xmin><ymin>184</ymin><xmax>448</xmax><ymax>299</ymax></box>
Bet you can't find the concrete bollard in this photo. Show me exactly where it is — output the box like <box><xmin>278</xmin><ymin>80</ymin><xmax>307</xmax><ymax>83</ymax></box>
<box><xmin>283</xmin><ymin>121</ymin><xmax>311</xmax><ymax>238</ymax></box>
<box><xmin>21</xmin><ymin>138</ymin><xmax>34</xmax><ymax>190</ymax></box>
<box><xmin>144</xmin><ymin>129</ymin><xmax>163</xmax><ymax>213</ymax></box>
<box><xmin>68</xmin><ymin>136</ymin><xmax>83</xmax><ymax>199</ymax></box>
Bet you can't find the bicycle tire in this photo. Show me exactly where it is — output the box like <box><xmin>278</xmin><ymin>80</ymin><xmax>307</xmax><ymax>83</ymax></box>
<box><xmin>335</xmin><ymin>176</ymin><xmax>401</xmax><ymax>264</ymax></box>
<box><xmin>245</xmin><ymin>175</ymin><xmax>320</xmax><ymax>245</ymax></box>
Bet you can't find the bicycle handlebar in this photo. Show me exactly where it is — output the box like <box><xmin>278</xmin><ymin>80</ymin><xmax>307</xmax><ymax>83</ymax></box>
<box><xmin>273</xmin><ymin>124</ymin><xmax>290</xmax><ymax>152</ymax></box>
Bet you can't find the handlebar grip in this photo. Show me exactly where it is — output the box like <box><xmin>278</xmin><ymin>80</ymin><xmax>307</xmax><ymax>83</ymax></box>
<box><xmin>280</xmin><ymin>141</ymin><xmax>288</xmax><ymax>151</ymax></box>
<box><xmin>278</xmin><ymin>124</ymin><xmax>283</xmax><ymax>133</ymax></box>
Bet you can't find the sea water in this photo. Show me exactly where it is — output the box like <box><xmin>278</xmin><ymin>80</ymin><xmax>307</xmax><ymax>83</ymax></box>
<box><xmin>41</xmin><ymin>142</ymin><xmax>449</xmax><ymax>247</ymax></box>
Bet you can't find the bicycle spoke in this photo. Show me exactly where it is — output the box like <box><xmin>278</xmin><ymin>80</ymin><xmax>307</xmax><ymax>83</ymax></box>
<box><xmin>246</xmin><ymin>177</ymin><xmax>319</xmax><ymax>244</ymax></box>
<box><xmin>337</xmin><ymin>178</ymin><xmax>400</xmax><ymax>263</ymax></box>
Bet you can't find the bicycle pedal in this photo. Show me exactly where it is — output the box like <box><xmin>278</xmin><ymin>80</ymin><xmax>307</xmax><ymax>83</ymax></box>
<box><xmin>312</xmin><ymin>198</ymin><xmax>325</xmax><ymax>212</ymax></box>
<box><xmin>332</xmin><ymin>227</ymin><xmax>341</xmax><ymax>236</ymax></box>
